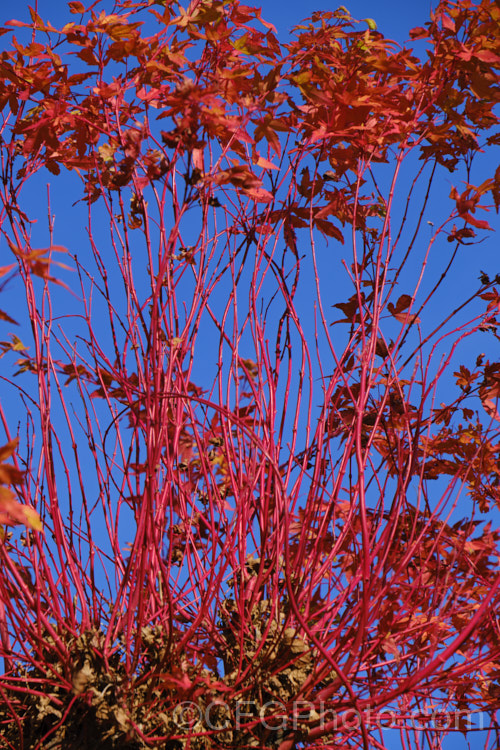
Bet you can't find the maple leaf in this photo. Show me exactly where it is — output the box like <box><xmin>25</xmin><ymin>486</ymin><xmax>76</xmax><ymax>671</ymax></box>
<box><xmin>0</xmin><ymin>440</ymin><xmax>41</xmax><ymax>531</ymax></box>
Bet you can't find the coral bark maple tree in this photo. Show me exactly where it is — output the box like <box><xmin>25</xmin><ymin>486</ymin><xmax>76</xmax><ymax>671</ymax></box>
<box><xmin>0</xmin><ymin>0</ymin><xmax>499</xmax><ymax>748</ymax></box>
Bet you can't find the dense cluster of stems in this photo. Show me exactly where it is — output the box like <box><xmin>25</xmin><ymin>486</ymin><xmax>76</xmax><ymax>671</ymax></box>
<box><xmin>0</xmin><ymin>0</ymin><xmax>499</xmax><ymax>748</ymax></box>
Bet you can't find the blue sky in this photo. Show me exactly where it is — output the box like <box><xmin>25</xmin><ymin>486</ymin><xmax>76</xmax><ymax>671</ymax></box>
<box><xmin>260</xmin><ymin>0</ymin><xmax>433</xmax><ymax>41</ymax></box>
<box><xmin>3</xmin><ymin>0</ymin><xmax>439</xmax><ymax>45</ymax></box>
